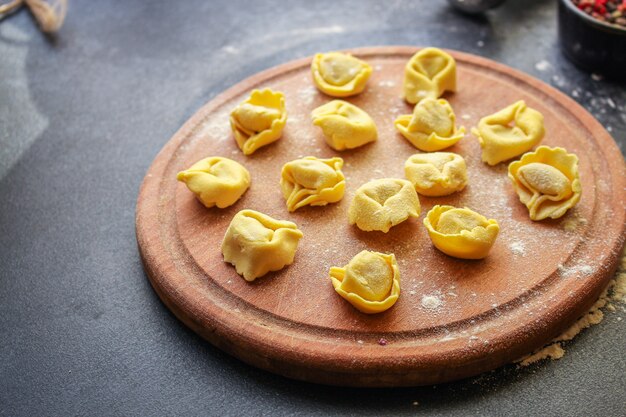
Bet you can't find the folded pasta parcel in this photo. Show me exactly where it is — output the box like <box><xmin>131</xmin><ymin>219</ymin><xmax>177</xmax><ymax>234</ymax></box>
<box><xmin>424</xmin><ymin>205</ymin><xmax>499</xmax><ymax>259</ymax></box>
<box><xmin>508</xmin><ymin>146</ymin><xmax>581</xmax><ymax>221</ymax></box>
<box><xmin>230</xmin><ymin>88</ymin><xmax>287</xmax><ymax>155</ymax></box>
<box><xmin>176</xmin><ymin>156</ymin><xmax>250</xmax><ymax>208</ymax></box>
<box><xmin>221</xmin><ymin>210</ymin><xmax>303</xmax><ymax>282</ymax></box>
<box><xmin>311</xmin><ymin>100</ymin><xmax>377</xmax><ymax>150</ymax></box>
<box><xmin>404</xmin><ymin>47</ymin><xmax>456</xmax><ymax>104</ymax></box>
<box><xmin>280</xmin><ymin>156</ymin><xmax>345</xmax><ymax>212</ymax></box>
<box><xmin>472</xmin><ymin>100</ymin><xmax>545</xmax><ymax>165</ymax></box>
<box><xmin>349</xmin><ymin>178</ymin><xmax>420</xmax><ymax>233</ymax></box>
<box><xmin>330</xmin><ymin>250</ymin><xmax>401</xmax><ymax>314</ymax></box>
<box><xmin>394</xmin><ymin>98</ymin><xmax>465</xmax><ymax>152</ymax></box>
<box><xmin>404</xmin><ymin>152</ymin><xmax>467</xmax><ymax>197</ymax></box>
<box><xmin>311</xmin><ymin>52</ymin><xmax>372</xmax><ymax>97</ymax></box>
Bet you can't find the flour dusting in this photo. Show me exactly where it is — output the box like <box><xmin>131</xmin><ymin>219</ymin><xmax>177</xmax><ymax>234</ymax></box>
<box><xmin>558</xmin><ymin>263</ymin><xmax>595</xmax><ymax>278</ymax></box>
<box><xmin>421</xmin><ymin>294</ymin><xmax>443</xmax><ymax>310</ymax></box>
<box><xmin>534</xmin><ymin>60</ymin><xmax>551</xmax><ymax>72</ymax></box>
<box><xmin>298</xmin><ymin>85</ymin><xmax>318</xmax><ymax>105</ymax></box>
<box><xmin>378</xmin><ymin>80</ymin><xmax>396</xmax><ymax>88</ymax></box>
<box><xmin>516</xmin><ymin>246</ymin><xmax>626</xmax><ymax>366</ymax></box>
<box><xmin>509</xmin><ymin>240</ymin><xmax>526</xmax><ymax>256</ymax></box>
<box><xmin>561</xmin><ymin>213</ymin><xmax>587</xmax><ymax>232</ymax></box>
<box><xmin>221</xmin><ymin>45</ymin><xmax>240</xmax><ymax>55</ymax></box>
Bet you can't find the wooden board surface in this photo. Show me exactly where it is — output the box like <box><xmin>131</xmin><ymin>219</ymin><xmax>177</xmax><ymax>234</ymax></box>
<box><xmin>135</xmin><ymin>47</ymin><xmax>626</xmax><ymax>386</ymax></box>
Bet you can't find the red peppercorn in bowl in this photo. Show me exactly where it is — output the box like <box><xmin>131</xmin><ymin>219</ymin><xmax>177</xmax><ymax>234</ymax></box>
<box><xmin>559</xmin><ymin>0</ymin><xmax>626</xmax><ymax>79</ymax></box>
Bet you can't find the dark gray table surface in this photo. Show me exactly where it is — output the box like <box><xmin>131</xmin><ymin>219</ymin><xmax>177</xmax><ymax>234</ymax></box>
<box><xmin>1</xmin><ymin>1</ymin><xmax>625</xmax><ymax>416</ymax></box>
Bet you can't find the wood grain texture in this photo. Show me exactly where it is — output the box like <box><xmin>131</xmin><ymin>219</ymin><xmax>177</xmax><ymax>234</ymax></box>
<box><xmin>135</xmin><ymin>47</ymin><xmax>626</xmax><ymax>387</ymax></box>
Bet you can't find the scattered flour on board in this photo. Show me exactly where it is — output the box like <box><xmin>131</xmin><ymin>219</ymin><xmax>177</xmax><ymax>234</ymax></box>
<box><xmin>421</xmin><ymin>294</ymin><xmax>443</xmax><ymax>310</ymax></box>
<box><xmin>558</xmin><ymin>263</ymin><xmax>595</xmax><ymax>278</ymax></box>
<box><xmin>378</xmin><ymin>80</ymin><xmax>396</xmax><ymax>88</ymax></box>
<box><xmin>516</xmin><ymin>246</ymin><xmax>626</xmax><ymax>366</ymax></box>
<box><xmin>389</xmin><ymin>105</ymin><xmax>404</xmax><ymax>116</ymax></box>
<box><xmin>199</xmin><ymin>112</ymin><xmax>232</xmax><ymax>143</ymax></box>
<box><xmin>561</xmin><ymin>213</ymin><xmax>588</xmax><ymax>232</ymax></box>
<box><xmin>509</xmin><ymin>240</ymin><xmax>526</xmax><ymax>256</ymax></box>
<box><xmin>298</xmin><ymin>86</ymin><xmax>318</xmax><ymax>105</ymax></box>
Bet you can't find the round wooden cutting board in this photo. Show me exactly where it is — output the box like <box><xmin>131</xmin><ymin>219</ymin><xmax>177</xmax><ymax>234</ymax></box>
<box><xmin>136</xmin><ymin>47</ymin><xmax>626</xmax><ymax>387</ymax></box>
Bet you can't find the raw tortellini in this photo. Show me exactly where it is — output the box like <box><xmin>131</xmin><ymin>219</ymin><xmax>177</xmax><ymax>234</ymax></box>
<box><xmin>394</xmin><ymin>98</ymin><xmax>465</xmax><ymax>152</ymax></box>
<box><xmin>230</xmin><ymin>88</ymin><xmax>287</xmax><ymax>155</ymax></box>
<box><xmin>311</xmin><ymin>100</ymin><xmax>378</xmax><ymax>150</ymax></box>
<box><xmin>221</xmin><ymin>210</ymin><xmax>303</xmax><ymax>281</ymax></box>
<box><xmin>404</xmin><ymin>47</ymin><xmax>456</xmax><ymax>104</ymax></box>
<box><xmin>472</xmin><ymin>100</ymin><xmax>545</xmax><ymax>166</ymax></box>
<box><xmin>349</xmin><ymin>178</ymin><xmax>420</xmax><ymax>233</ymax></box>
<box><xmin>424</xmin><ymin>205</ymin><xmax>500</xmax><ymax>259</ymax></box>
<box><xmin>508</xmin><ymin>146</ymin><xmax>581</xmax><ymax>221</ymax></box>
<box><xmin>405</xmin><ymin>152</ymin><xmax>467</xmax><ymax>196</ymax></box>
<box><xmin>330</xmin><ymin>250</ymin><xmax>401</xmax><ymax>314</ymax></box>
<box><xmin>176</xmin><ymin>156</ymin><xmax>250</xmax><ymax>208</ymax></box>
<box><xmin>280</xmin><ymin>156</ymin><xmax>345</xmax><ymax>212</ymax></box>
<box><xmin>311</xmin><ymin>52</ymin><xmax>372</xmax><ymax>97</ymax></box>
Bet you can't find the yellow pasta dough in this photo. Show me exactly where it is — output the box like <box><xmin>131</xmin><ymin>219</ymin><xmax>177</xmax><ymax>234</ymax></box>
<box><xmin>311</xmin><ymin>100</ymin><xmax>377</xmax><ymax>150</ymax></box>
<box><xmin>330</xmin><ymin>250</ymin><xmax>401</xmax><ymax>314</ymax></box>
<box><xmin>230</xmin><ymin>88</ymin><xmax>287</xmax><ymax>155</ymax></box>
<box><xmin>311</xmin><ymin>52</ymin><xmax>372</xmax><ymax>97</ymax></box>
<box><xmin>424</xmin><ymin>205</ymin><xmax>499</xmax><ymax>259</ymax></box>
<box><xmin>404</xmin><ymin>152</ymin><xmax>467</xmax><ymax>196</ymax></box>
<box><xmin>221</xmin><ymin>210</ymin><xmax>303</xmax><ymax>282</ymax></box>
<box><xmin>349</xmin><ymin>178</ymin><xmax>420</xmax><ymax>232</ymax></box>
<box><xmin>394</xmin><ymin>98</ymin><xmax>465</xmax><ymax>152</ymax></box>
<box><xmin>404</xmin><ymin>47</ymin><xmax>456</xmax><ymax>104</ymax></box>
<box><xmin>176</xmin><ymin>156</ymin><xmax>250</xmax><ymax>208</ymax></box>
<box><xmin>508</xmin><ymin>146</ymin><xmax>581</xmax><ymax>221</ymax></box>
<box><xmin>471</xmin><ymin>100</ymin><xmax>545</xmax><ymax>165</ymax></box>
<box><xmin>280</xmin><ymin>156</ymin><xmax>345</xmax><ymax>212</ymax></box>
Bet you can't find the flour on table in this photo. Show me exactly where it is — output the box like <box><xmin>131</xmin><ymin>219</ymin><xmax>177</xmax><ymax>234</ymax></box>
<box><xmin>534</xmin><ymin>60</ymin><xmax>551</xmax><ymax>72</ymax></box>
<box><xmin>518</xmin><ymin>343</ymin><xmax>565</xmax><ymax>366</ymax></box>
<box><xmin>221</xmin><ymin>45</ymin><xmax>240</xmax><ymax>55</ymax></box>
<box><xmin>552</xmin><ymin>75</ymin><xmax>566</xmax><ymax>88</ymax></box>
<box><xmin>606</xmin><ymin>97</ymin><xmax>616</xmax><ymax>109</ymax></box>
<box><xmin>516</xmin><ymin>246</ymin><xmax>626</xmax><ymax>366</ymax></box>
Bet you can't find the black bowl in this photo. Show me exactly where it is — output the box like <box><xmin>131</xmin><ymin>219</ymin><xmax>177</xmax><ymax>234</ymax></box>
<box><xmin>558</xmin><ymin>0</ymin><xmax>626</xmax><ymax>80</ymax></box>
